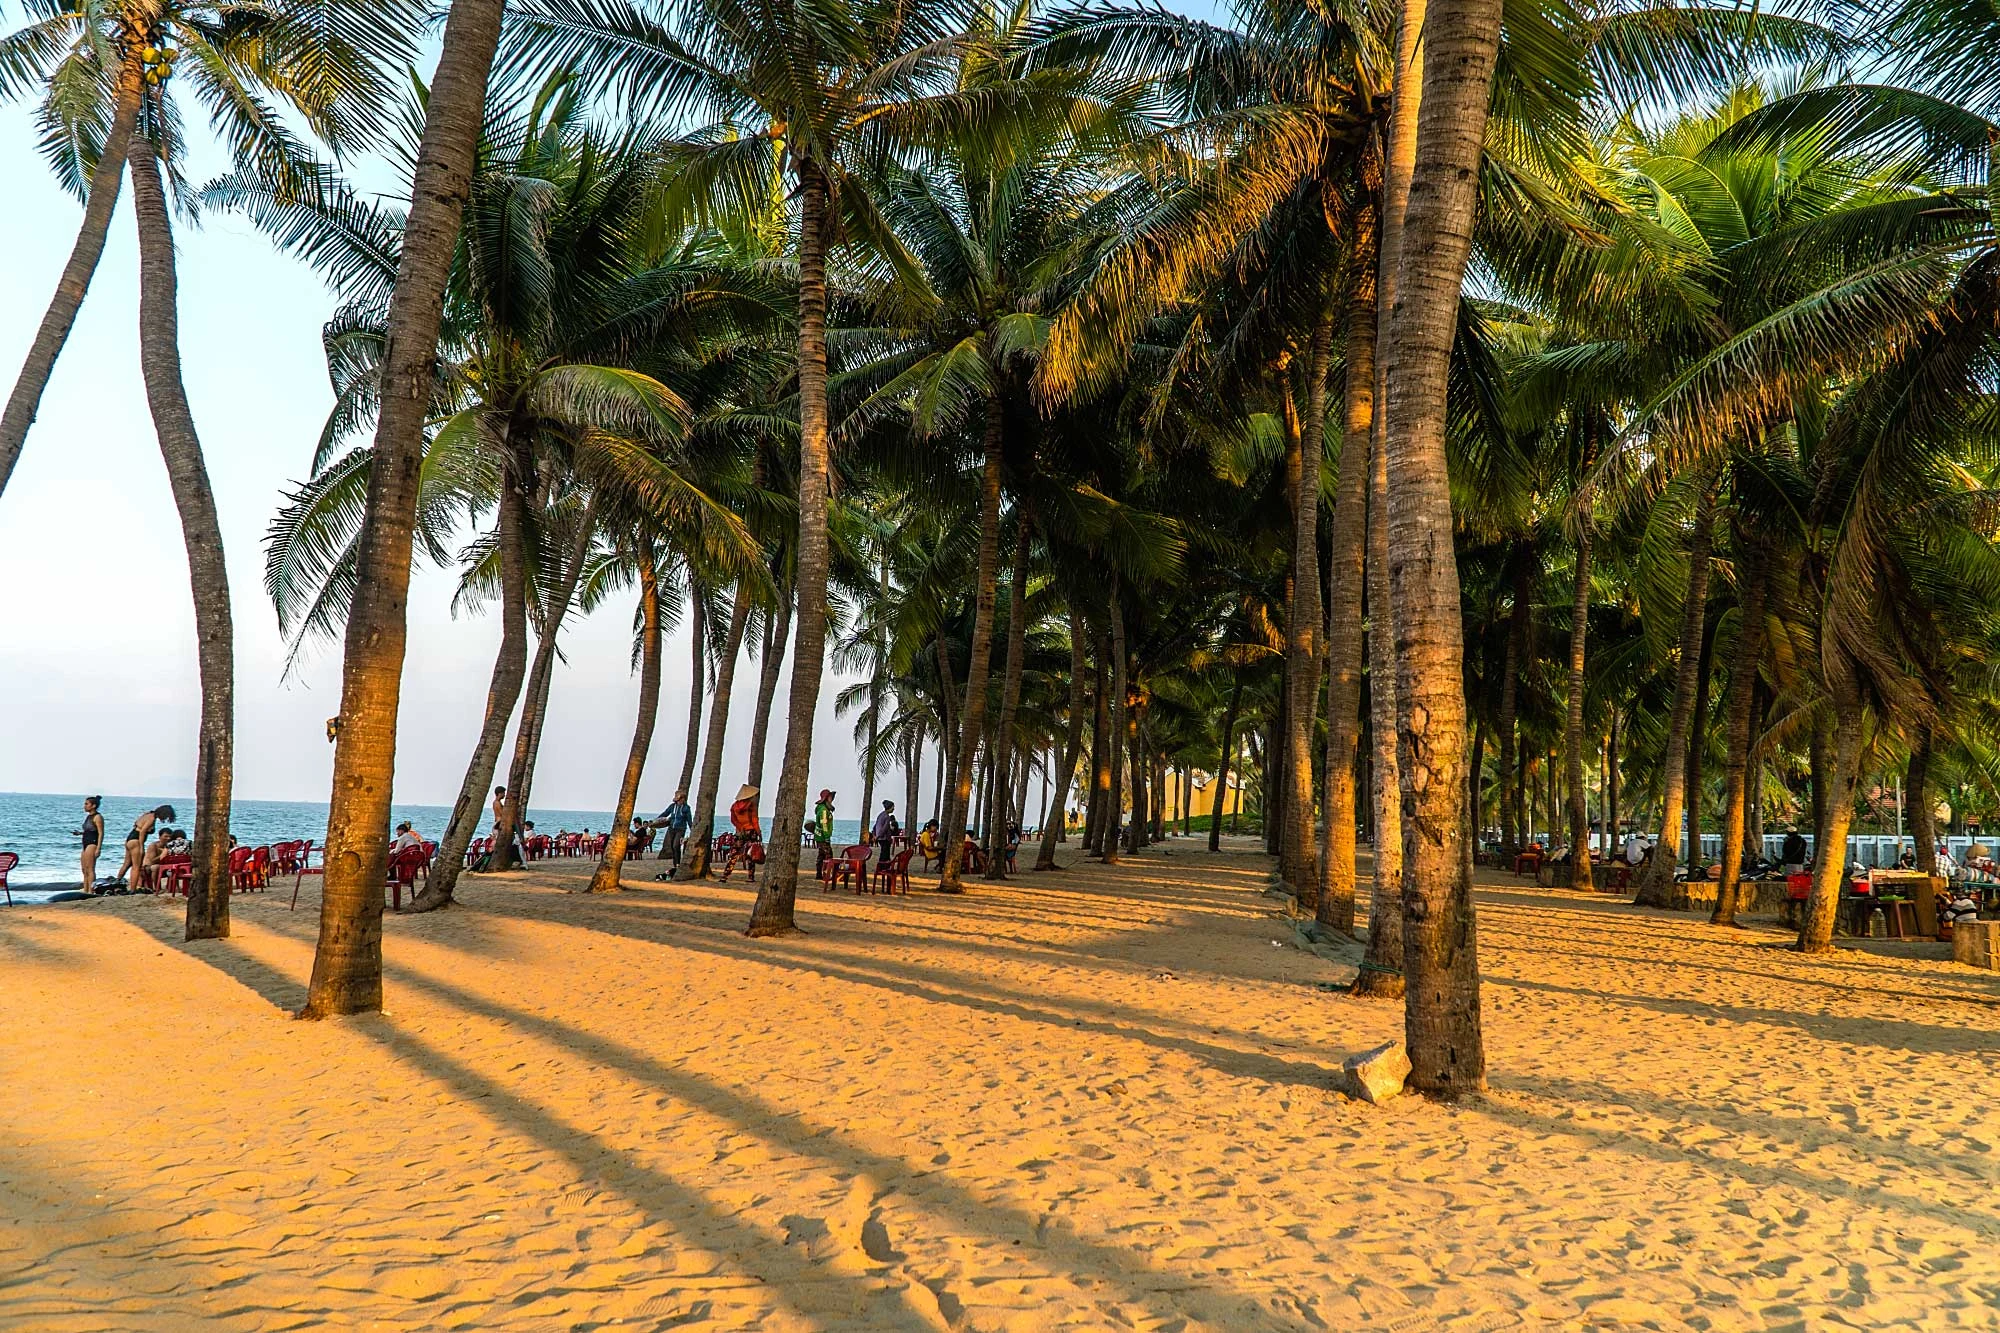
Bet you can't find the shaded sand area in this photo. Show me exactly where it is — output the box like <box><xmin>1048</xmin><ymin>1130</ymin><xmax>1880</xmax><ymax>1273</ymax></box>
<box><xmin>5</xmin><ymin>843</ymin><xmax>2000</xmax><ymax>1331</ymax></box>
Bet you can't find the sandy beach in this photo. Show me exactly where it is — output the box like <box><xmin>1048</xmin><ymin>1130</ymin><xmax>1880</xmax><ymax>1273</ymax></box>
<box><xmin>3</xmin><ymin>841</ymin><xmax>1997</xmax><ymax>1330</ymax></box>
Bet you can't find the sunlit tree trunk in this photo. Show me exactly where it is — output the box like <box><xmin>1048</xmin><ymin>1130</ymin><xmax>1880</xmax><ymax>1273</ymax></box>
<box><xmin>747</xmin><ymin>161</ymin><xmax>835</xmax><ymax>935</ymax></box>
<box><xmin>1495</xmin><ymin>559</ymin><xmax>1529</xmax><ymax>856</ymax></box>
<box><xmin>1037</xmin><ymin>613</ymin><xmax>1090</xmax><ymax>870</ymax></box>
<box><xmin>1798</xmin><ymin>685</ymin><xmax>1865</xmax><ymax>953</ymax></box>
<box><xmin>0</xmin><ymin>54</ymin><xmax>146</xmax><ymax>501</ymax></box>
<box><xmin>303</xmin><ymin>0</ymin><xmax>507</xmax><ymax>1017</ymax></box>
<box><xmin>495</xmin><ymin>494</ymin><xmax>600</xmax><ymax>868</ymax></box>
<box><xmin>129</xmin><ymin>137</ymin><xmax>234</xmax><ymax>942</ymax></box>
<box><xmin>744</xmin><ymin>591</ymin><xmax>793</xmax><ymax>789</ymax></box>
<box><xmin>676</xmin><ymin>589</ymin><xmax>706</xmax><ymax>795</ymax></box>
<box><xmin>938</xmin><ymin>395</ymin><xmax>1007</xmax><ymax>893</ymax></box>
<box><xmin>1084</xmin><ymin>646</ymin><xmax>1109</xmax><ymax>854</ymax></box>
<box><xmin>1634</xmin><ymin>480</ymin><xmax>1716</xmax><ymax>908</ymax></box>
<box><xmin>1104</xmin><ymin>596</ymin><xmax>1128</xmax><ymax>865</ymax></box>
<box><xmin>1320</xmin><ymin>252</ymin><xmax>1372</xmax><ymax>932</ymax></box>
<box><xmin>1381</xmin><ymin>0</ymin><xmax>1500</xmax><ymax>1096</ymax></box>
<box><xmin>414</xmin><ymin>459</ymin><xmax>529</xmax><ymax>910</ymax></box>
<box><xmin>590</xmin><ymin>540</ymin><xmax>663</xmax><ymax>893</ymax></box>
<box><xmin>987</xmin><ymin>512</ymin><xmax>1032</xmax><ymax>878</ymax></box>
<box><xmin>1210</xmin><ymin>662</ymin><xmax>1243</xmax><ymax>853</ymax></box>
<box><xmin>1564</xmin><ymin>529</ymin><xmax>1594</xmax><ymax>891</ymax></box>
<box><xmin>685</xmin><ymin>582</ymin><xmax>751</xmax><ymax>879</ymax></box>
<box><xmin>1712</xmin><ymin>542</ymin><xmax>1770</xmax><ymax>925</ymax></box>
<box><xmin>1281</xmin><ymin>347</ymin><xmax>1323</xmax><ymax>903</ymax></box>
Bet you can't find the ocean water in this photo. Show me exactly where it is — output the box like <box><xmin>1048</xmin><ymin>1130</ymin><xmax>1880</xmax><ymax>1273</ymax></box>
<box><xmin>0</xmin><ymin>791</ymin><xmax>866</xmax><ymax>904</ymax></box>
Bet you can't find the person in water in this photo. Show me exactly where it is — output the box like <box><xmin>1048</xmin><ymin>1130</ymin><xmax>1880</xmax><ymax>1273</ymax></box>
<box><xmin>75</xmin><ymin>795</ymin><xmax>105</xmax><ymax>890</ymax></box>
<box><xmin>111</xmin><ymin>803</ymin><xmax>176</xmax><ymax>890</ymax></box>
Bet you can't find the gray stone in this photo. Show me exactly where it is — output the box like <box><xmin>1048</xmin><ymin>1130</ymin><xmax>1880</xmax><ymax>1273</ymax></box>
<box><xmin>1342</xmin><ymin>1041</ymin><xmax>1411</xmax><ymax>1104</ymax></box>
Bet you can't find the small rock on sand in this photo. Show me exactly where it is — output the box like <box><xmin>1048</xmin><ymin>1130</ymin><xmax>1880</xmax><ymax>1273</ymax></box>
<box><xmin>1342</xmin><ymin>1041</ymin><xmax>1411</xmax><ymax>1104</ymax></box>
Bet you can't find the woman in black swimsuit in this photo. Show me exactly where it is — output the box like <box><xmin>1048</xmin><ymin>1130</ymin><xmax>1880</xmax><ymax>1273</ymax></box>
<box><xmin>113</xmin><ymin>803</ymin><xmax>176</xmax><ymax>890</ymax></box>
<box><xmin>75</xmin><ymin>795</ymin><xmax>105</xmax><ymax>890</ymax></box>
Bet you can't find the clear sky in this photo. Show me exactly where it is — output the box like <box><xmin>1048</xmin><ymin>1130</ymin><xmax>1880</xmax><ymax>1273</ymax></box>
<box><xmin>0</xmin><ymin>2</ymin><xmax>1228</xmax><ymax>817</ymax></box>
<box><xmin>0</xmin><ymin>100</ymin><xmax>886</xmax><ymax>817</ymax></box>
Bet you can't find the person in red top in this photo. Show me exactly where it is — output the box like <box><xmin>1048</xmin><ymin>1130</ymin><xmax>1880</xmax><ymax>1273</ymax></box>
<box><xmin>720</xmin><ymin>785</ymin><xmax>762</xmax><ymax>882</ymax></box>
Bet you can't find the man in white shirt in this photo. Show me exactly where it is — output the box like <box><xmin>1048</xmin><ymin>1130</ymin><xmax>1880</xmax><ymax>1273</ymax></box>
<box><xmin>1624</xmin><ymin>832</ymin><xmax>1648</xmax><ymax>866</ymax></box>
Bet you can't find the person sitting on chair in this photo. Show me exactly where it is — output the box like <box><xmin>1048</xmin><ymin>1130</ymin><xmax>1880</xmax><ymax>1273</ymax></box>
<box><xmin>918</xmin><ymin>820</ymin><xmax>941</xmax><ymax>871</ymax></box>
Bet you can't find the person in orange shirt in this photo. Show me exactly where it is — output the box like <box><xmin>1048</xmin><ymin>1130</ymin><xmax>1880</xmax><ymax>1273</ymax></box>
<box><xmin>720</xmin><ymin>785</ymin><xmax>763</xmax><ymax>882</ymax></box>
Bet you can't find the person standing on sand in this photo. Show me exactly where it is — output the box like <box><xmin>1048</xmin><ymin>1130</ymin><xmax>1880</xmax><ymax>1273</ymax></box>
<box><xmin>871</xmin><ymin>800</ymin><xmax>900</xmax><ymax>870</ymax></box>
<box><xmin>75</xmin><ymin>796</ymin><xmax>105</xmax><ymax>890</ymax></box>
<box><xmin>110</xmin><ymin>803</ymin><xmax>175</xmax><ymax>890</ymax></box>
<box><xmin>654</xmin><ymin>790</ymin><xmax>691</xmax><ymax>868</ymax></box>
<box><xmin>720</xmin><ymin>785</ymin><xmax>761</xmax><ymax>882</ymax></box>
<box><xmin>814</xmin><ymin>790</ymin><xmax>836</xmax><ymax>870</ymax></box>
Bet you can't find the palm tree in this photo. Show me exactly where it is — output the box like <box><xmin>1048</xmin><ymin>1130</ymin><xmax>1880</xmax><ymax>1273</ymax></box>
<box><xmin>1378</xmin><ymin>0</ymin><xmax>1507</xmax><ymax>1098</ymax></box>
<box><xmin>297</xmin><ymin>0</ymin><xmax>511</xmax><ymax>1016</ymax></box>
<box><xmin>128</xmin><ymin>129</ymin><xmax>236</xmax><ymax>940</ymax></box>
<box><xmin>502</xmin><ymin>0</ymin><xmax>1085</xmax><ymax>935</ymax></box>
<box><xmin>586</xmin><ymin>530</ymin><xmax>667</xmax><ymax>892</ymax></box>
<box><xmin>0</xmin><ymin>0</ymin><xmax>412</xmax><ymax>502</ymax></box>
<box><xmin>0</xmin><ymin>0</ymin><xmax>411</xmax><ymax>940</ymax></box>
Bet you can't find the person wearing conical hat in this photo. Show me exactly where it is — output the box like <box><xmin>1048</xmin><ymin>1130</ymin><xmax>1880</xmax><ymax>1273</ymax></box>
<box><xmin>813</xmin><ymin>789</ymin><xmax>836</xmax><ymax>873</ymax></box>
<box><xmin>721</xmin><ymin>785</ymin><xmax>763</xmax><ymax>883</ymax></box>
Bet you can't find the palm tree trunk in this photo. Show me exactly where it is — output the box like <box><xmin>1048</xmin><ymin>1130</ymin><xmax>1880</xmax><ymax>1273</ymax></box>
<box><xmin>1798</xmin><ymin>687</ymin><xmax>1865</xmax><ymax>952</ymax></box>
<box><xmin>412</xmin><ymin>468</ymin><xmax>530</xmax><ymax>910</ymax></box>
<box><xmin>1634</xmin><ymin>480</ymin><xmax>1717</xmax><ymax>908</ymax></box>
<box><xmin>986</xmin><ymin>511</ymin><xmax>1033</xmax><ymax>879</ymax></box>
<box><xmin>1037</xmin><ymin>620</ymin><xmax>1090</xmax><ymax>870</ymax></box>
<box><xmin>685</xmin><ymin>581</ymin><xmax>751</xmax><ymax>878</ymax></box>
<box><xmin>676</xmin><ymin>588</ymin><xmax>706</xmax><ymax>795</ymax></box>
<box><xmin>1564</xmin><ymin>529</ymin><xmax>1594</xmax><ymax>891</ymax></box>
<box><xmin>1354</xmin><ymin>408</ymin><xmax>1408</xmax><ymax>998</ymax></box>
<box><xmin>1683</xmin><ymin>619</ymin><xmax>1718</xmax><ymax>884</ymax></box>
<box><xmin>590</xmin><ymin>540</ymin><xmax>663</xmax><ymax>893</ymax></box>
<box><xmin>1909</xmin><ymin>725</ymin><xmax>1936</xmax><ymax>874</ymax></box>
<box><xmin>744</xmin><ymin>591</ymin><xmax>793</xmax><ymax>789</ymax></box>
<box><xmin>1084</xmin><ymin>646</ymin><xmax>1110</xmax><ymax>853</ymax></box>
<box><xmin>747</xmin><ymin>162</ymin><xmax>835</xmax><ymax>936</ymax></box>
<box><xmin>1210</xmin><ymin>661</ymin><xmax>1244</xmax><ymax>852</ymax></box>
<box><xmin>937</xmin><ymin>394</ymin><xmax>1007</xmax><ymax>893</ymax></box>
<box><xmin>1320</xmin><ymin>248</ymin><xmax>1374</xmax><ymax>932</ymax></box>
<box><xmin>1104</xmin><ymin>597</ymin><xmax>1128</xmax><ymax>865</ymax></box>
<box><xmin>1607</xmin><ymin>709</ymin><xmax>1620</xmax><ymax>857</ymax></box>
<box><xmin>1711</xmin><ymin>544</ymin><xmax>1770</xmax><ymax>924</ymax></box>
<box><xmin>1494</xmin><ymin>559</ymin><xmax>1529</xmax><ymax>855</ymax></box>
<box><xmin>494</xmin><ymin>493</ymin><xmax>600</xmax><ymax>867</ymax></box>
<box><xmin>302</xmin><ymin>0</ymin><xmax>508</xmax><ymax>1018</ymax></box>
<box><xmin>905</xmin><ymin>720</ymin><xmax>922</xmax><ymax>836</ymax></box>
<box><xmin>1282</xmin><ymin>339</ymin><xmax>1325</xmax><ymax>903</ymax></box>
<box><xmin>1351</xmin><ymin>0</ymin><xmax>1424</xmax><ymax>1003</ymax></box>
<box><xmin>1379</xmin><ymin>0</ymin><xmax>1499</xmax><ymax>1095</ymax></box>
<box><xmin>934</xmin><ymin>634</ymin><xmax>958</xmax><ymax>834</ymax></box>
<box><xmin>128</xmin><ymin>137</ymin><xmax>234</xmax><ymax>942</ymax></box>
<box><xmin>0</xmin><ymin>55</ymin><xmax>146</xmax><ymax>501</ymax></box>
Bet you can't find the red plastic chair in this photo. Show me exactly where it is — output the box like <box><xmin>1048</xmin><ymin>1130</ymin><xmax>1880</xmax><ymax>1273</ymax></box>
<box><xmin>873</xmin><ymin>847</ymin><xmax>914</xmax><ymax>895</ymax></box>
<box><xmin>153</xmin><ymin>856</ymin><xmax>193</xmax><ymax>897</ymax></box>
<box><xmin>0</xmin><ymin>851</ymin><xmax>16</xmax><ymax>905</ymax></box>
<box><xmin>227</xmin><ymin>846</ymin><xmax>254</xmax><ymax>889</ymax></box>
<box><xmin>386</xmin><ymin>845</ymin><xmax>429</xmax><ymax>909</ymax></box>
<box><xmin>250</xmin><ymin>845</ymin><xmax>272</xmax><ymax>889</ymax></box>
<box><xmin>826</xmin><ymin>844</ymin><xmax>870</xmax><ymax>892</ymax></box>
<box><xmin>287</xmin><ymin>840</ymin><xmax>324</xmax><ymax>910</ymax></box>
